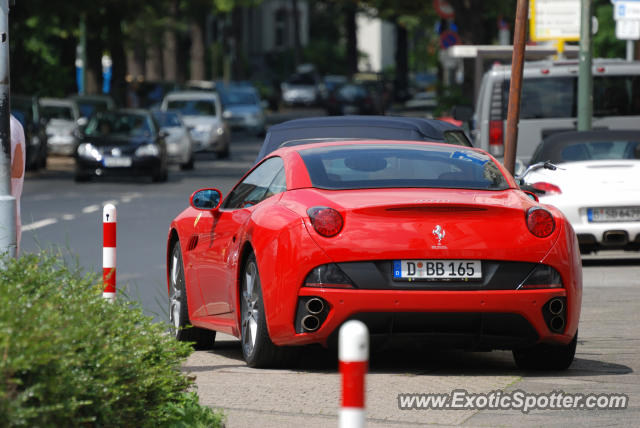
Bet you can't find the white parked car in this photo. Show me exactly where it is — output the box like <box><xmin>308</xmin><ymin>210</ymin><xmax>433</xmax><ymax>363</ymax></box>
<box><xmin>161</xmin><ymin>91</ymin><xmax>230</xmax><ymax>158</ymax></box>
<box><xmin>152</xmin><ymin>110</ymin><xmax>194</xmax><ymax>170</ymax></box>
<box><xmin>40</xmin><ymin>98</ymin><xmax>81</xmax><ymax>156</ymax></box>
<box><xmin>522</xmin><ymin>130</ymin><xmax>640</xmax><ymax>254</ymax></box>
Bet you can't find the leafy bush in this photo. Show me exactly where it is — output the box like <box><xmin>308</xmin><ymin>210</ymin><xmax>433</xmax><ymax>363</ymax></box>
<box><xmin>0</xmin><ymin>251</ymin><xmax>224</xmax><ymax>428</ymax></box>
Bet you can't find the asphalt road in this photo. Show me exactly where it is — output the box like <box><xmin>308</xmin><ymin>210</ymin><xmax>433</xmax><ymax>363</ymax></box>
<box><xmin>19</xmin><ymin>113</ymin><xmax>640</xmax><ymax>427</ymax></box>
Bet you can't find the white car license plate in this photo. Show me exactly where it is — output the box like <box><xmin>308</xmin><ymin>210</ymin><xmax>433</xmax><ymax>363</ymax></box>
<box><xmin>393</xmin><ymin>260</ymin><xmax>482</xmax><ymax>280</ymax></box>
<box><xmin>588</xmin><ymin>207</ymin><xmax>640</xmax><ymax>222</ymax></box>
<box><xmin>103</xmin><ymin>156</ymin><xmax>132</xmax><ymax>167</ymax></box>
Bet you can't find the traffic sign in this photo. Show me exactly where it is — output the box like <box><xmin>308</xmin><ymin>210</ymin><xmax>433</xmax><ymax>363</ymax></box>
<box><xmin>439</xmin><ymin>30</ymin><xmax>460</xmax><ymax>49</ymax></box>
<box><xmin>616</xmin><ymin>19</ymin><xmax>640</xmax><ymax>39</ymax></box>
<box><xmin>529</xmin><ymin>0</ymin><xmax>581</xmax><ymax>42</ymax></box>
<box><xmin>433</xmin><ymin>0</ymin><xmax>455</xmax><ymax>20</ymax></box>
<box><xmin>614</xmin><ymin>1</ymin><xmax>640</xmax><ymax>20</ymax></box>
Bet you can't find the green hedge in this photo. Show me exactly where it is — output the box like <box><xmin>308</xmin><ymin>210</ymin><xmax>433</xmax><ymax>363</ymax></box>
<box><xmin>0</xmin><ymin>251</ymin><xmax>224</xmax><ymax>428</ymax></box>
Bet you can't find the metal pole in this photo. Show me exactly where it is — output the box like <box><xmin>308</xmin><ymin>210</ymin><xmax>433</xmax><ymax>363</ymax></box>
<box><xmin>0</xmin><ymin>0</ymin><xmax>16</xmax><ymax>258</ymax></box>
<box><xmin>79</xmin><ymin>14</ymin><xmax>87</xmax><ymax>95</ymax></box>
<box><xmin>503</xmin><ymin>0</ymin><xmax>529</xmax><ymax>175</ymax></box>
<box><xmin>577</xmin><ymin>0</ymin><xmax>592</xmax><ymax>131</ymax></box>
<box><xmin>627</xmin><ymin>40</ymin><xmax>634</xmax><ymax>61</ymax></box>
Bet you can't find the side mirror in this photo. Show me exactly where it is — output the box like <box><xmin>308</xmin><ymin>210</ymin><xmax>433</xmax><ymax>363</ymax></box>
<box><xmin>190</xmin><ymin>188</ymin><xmax>222</xmax><ymax>210</ymax></box>
<box><xmin>452</xmin><ymin>105</ymin><xmax>473</xmax><ymax>122</ymax></box>
<box><xmin>77</xmin><ymin>117</ymin><xmax>88</xmax><ymax>127</ymax></box>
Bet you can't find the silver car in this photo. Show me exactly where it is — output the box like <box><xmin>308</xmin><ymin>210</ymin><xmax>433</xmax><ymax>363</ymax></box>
<box><xmin>220</xmin><ymin>86</ymin><xmax>266</xmax><ymax>136</ymax></box>
<box><xmin>40</xmin><ymin>98</ymin><xmax>81</xmax><ymax>156</ymax></box>
<box><xmin>161</xmin><ymin>91</ymin><xmax>230</xmax><ymax>158</ymax></box>
<box><xmin>152</xmin><ymin>110</ymin><xmax>195</xmax><ymax>170</ymax></box>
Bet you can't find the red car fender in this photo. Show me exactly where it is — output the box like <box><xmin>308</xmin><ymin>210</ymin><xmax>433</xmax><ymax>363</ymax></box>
<box><xmin>540</xmin><ymin>211</ymin><xmax>582</xmax><ymax>343</ymax></box>
<box><xmin>247</xmin><ymin>203</ymin><xmax>334</xmax><ymax>343</ymax></box>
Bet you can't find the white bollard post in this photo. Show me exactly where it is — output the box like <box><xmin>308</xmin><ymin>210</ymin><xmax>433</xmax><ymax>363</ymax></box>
<box><xmin>102</xmin><ymin>204</ymin><xmax>116</xmax><ymax>302</ymax></box>
<box><xmin>339</xmin><ymin>320</ymin><xmax>369</xmax><ymax>428</ymax></box>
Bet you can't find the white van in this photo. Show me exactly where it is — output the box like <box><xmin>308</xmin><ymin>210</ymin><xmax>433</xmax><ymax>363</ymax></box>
<box><xmin>471</xmin><ymin>59</ymin><xmax>640</xmax><ymax>166</ymax></box>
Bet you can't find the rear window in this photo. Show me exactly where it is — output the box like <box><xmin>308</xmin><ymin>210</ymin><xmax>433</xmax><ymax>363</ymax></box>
<box><xmin>298</xmin><ymin>144</ymin><xmax>509</xmax><ymax>190</ymax></box>
<box><xmin>535</xmin><ymin>139</ymin><xmax>640</xmax><ymax>164</ymax></box>
<box><xmin>501</xmin><ymin>75</ymin><xmax>640</xmax><ymax>119</ymax></box>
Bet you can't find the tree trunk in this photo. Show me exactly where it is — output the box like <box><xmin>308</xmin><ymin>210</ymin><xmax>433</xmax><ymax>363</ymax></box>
<box><xmin>190</xmin><ymin>19</ymin><xmax>206</xmax><ymax>81</ymax></box>
<box><xmin>163</xmin><ymin>0</ymin><xmax>179</xmax><ymax>81</ymax></box>
<box><xmin>85</xmin><ymin>13</ymin><xmax>104</xmax><ymax>95</ymax></box>
<box><xmin>394</xmin><ymin>21</ymin><xmax>409</xmax><ymax>102</ymax></box>
<box><xmin>345</xmin><ymin>2</ymin><xmax>358</xmax><ymax>77</ymax></box>
<box><xmin>105</xmin><ymin>4</ymin><xmax>128</xmax><ymax>105</ymax></box>
<box><xmin>291</xmin><ymin>0</ymin><xmax>301</xmax><ymax>68</ymax></box>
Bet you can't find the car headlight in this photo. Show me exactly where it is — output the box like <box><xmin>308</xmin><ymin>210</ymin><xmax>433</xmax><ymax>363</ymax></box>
<box><xmin>135</xmin><ymin>144</ymin><xmax>160</xmax><ymax>157</ymax></box>
<box><xmin>215</xmin><ymin>126</ymin><xmax>224</xmax><ymax>136</ymax></box>
<box><xmin>77</xmin><ymin>143</ymin><xmax>102</xmax><ymax>161</ymax></box>
<box><xmin>223</xmin><ymin>110</ymin><xmax>232</xmax><ymax>119</ymax></box>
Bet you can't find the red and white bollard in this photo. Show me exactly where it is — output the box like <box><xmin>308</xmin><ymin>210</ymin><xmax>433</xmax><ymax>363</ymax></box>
<box><xmin>339</xmin><ymin>320</ymin><xmax>369</xmax><ymax>428</ymax></box>
<box><xmin>102</xmin><ymin>204</ymin><xmax>116</xmax><ymax>302</ymax></box>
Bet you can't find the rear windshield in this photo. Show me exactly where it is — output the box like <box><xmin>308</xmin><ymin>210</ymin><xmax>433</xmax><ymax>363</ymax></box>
<box><xmin>298</xmin><ymin>144</ymin><xmax>509</xmax><ymax>190</ymax></box>
<box><xmin>501</xmin><ymin>75</ymin><xmax>640</xmax><ymax>119</ymax></box>
<box><xmin>166</xmin><ymin>99</ymin><xmax>217</xmax><ymax>116</ymax></box>
<box><xmin>533</xmin><ymin>139</ymin><xmax>640</xmax><ymax>164</ymax></box>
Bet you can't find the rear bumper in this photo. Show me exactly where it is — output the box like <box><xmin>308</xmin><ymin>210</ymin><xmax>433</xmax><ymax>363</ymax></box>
<box><xmin>269</xmin><ymin>288</ymin><xmax>576</xmax><ymax>350</ymax></box>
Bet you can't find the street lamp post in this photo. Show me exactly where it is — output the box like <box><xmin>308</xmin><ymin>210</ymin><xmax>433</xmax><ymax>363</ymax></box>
<box><xmin>0</xmin><ymin>0</ymin><xmax>16</xmax><ymax>259</ymax></box>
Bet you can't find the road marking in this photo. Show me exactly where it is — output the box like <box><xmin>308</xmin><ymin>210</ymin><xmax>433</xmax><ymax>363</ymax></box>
<box><xmin>62</xmin><ymin>214</ymin><xmax>76</xmax><ymax>221</ymax></box>
<box><xmin>22</xmin><ymin>218</ymin><xmax>58</xmax><ymax>232</ymax></box>
<box><xmin>82</xmin><ymin>204</ymin><xmax>101</xmax><ymax>213</ymax></box>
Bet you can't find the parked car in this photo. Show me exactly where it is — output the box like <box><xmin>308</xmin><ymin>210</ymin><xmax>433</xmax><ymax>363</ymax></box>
<box><xmin>318</xmin><ymin>74</ymin><xmax>348</xmax><ymax>106</ymax></box>
<box><xmin>70</xmin><ymin>94</ymin><xmax>116</xmax><ymax>120</ymax></box>
<box><xmin>219</xmin><ymin>85</ymin><xmax>266</xmax><ymax>136</ymax></box>
<box><xmin>167</xmin><ymin>140</ymin><xmax>582</xmax><ymax>369</ymax></box>
<box><xmin>161</xmin><ymin>91</ymin><xmax>230</xmax><ymax>158</ymax></box>
<box><xmin>40</xmin><ymin>98</ymin><xmax>81</xmax><ymax>156</ymax></box>
<box><xmin>470</xmin><ymin>59</ymin><xmax>640</xmax><ymax>164</ymax></box>
<box><xmin>11</xmin><ymin>94</ymin><xmax>48</xmax><ymax>170</ymax></box>
<box><xmin>522</xmin><ymin>130</ymin><xmax>640</xmax><ymax>254</ymax></box>
<box><xmin>325</xmin><ymin>82</ymin><xmax>384</xmax><ymax>116</ymax></box>
<box><xmin>280</xmin><ymin>73</ymin><xmax>319</xmax><ymax>107</ymax></box>
<box><xmin>256</xmin><ymin>116</ymin><xmax>472</xmax><ymax>161</ymax></box>
<box><xmin>74</xmin><ymin>109</ymin><xmax>168</xmax><ymax>182</ymax></box>
<box><xmin>152</xmin><ymin>109</ymin><xmax>194</xmax><ymax>170</ymax></box>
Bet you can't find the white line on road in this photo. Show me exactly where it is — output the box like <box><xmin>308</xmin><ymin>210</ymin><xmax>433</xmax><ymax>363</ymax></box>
<box><xmin>22</xmin><ymin>218</ymin><xmax>58</xmax><ymax>232</ymax></box>
<box><xmin>62</xmin><ymin>214</ymin><xmax>76</xmax><ymax>221</ymax></box>
<box><xmin>82</xmin><ymin>205</ymin><xmax>101</xmax><ymax>214</ymax></box>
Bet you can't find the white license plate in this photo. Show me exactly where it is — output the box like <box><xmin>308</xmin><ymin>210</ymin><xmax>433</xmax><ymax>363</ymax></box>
<box><xmin>588</xmin><ymin>207</ymin><xmax>640</xmax><ymax>222</ymax></box>
<box><xmin>393</xmin><ymin>260</ymin><xmax>482</xmax><ymax>280</ymax></box>
<box><xmin>103</xmin><ymin>156</ymin><xmax>132</xmax><ymax>167</ymax></box>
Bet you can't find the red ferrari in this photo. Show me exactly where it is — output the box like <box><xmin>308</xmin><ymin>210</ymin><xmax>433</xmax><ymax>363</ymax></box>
<box><xmin>167</xmin><ymin>140</ymin><xmax>582</xmax><ymax>369</ymax></box>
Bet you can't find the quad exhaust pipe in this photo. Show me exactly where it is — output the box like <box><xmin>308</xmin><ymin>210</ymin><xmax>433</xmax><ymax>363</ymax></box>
<box><xmin>550</xmin><ymin>315</ymin><xmax>565</xmax><ymax>332</ymax></box>
<box><xmin>305</xmin><ymin>297</ymin><xmax>325</xmax><ymax>315</ymax></box>
<box><xmin>302</xmin><ymin>315</ymin><xmax>320</xmax><ymax>332</ymax></box>
<box><xmin>549</xmin><ymin>298</ymin><xmax>564</xmax><ymax>315</ymax></box>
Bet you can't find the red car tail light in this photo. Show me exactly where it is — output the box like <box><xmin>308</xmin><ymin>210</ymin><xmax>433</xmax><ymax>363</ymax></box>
<box><xmin>307</xmin><ymin>206</ymin><xmax>343</xmax><ymax>237</ymax></box>
<box><xmin>526</xmin><ymin>207</ymin><xmax>555</xmax><ymax>238</ymax></box>
<box><xmin>519</xmin><ymin>264</ymin><xmax>563</xmax><ymax>289</ymax></box>
<box><xmin>531</xmin><ymin>181</ymin><xmax>562</xmax><ymax>195</ymax></box>
<box><xmin>304</xmin><ymin>263</ymin><xmax>354</xmax><ymax>288</ymax></box>
<box><xmin>489</xmin><ymin>120</ymin><xmax>504</xmax><ymax>156</ymax></box>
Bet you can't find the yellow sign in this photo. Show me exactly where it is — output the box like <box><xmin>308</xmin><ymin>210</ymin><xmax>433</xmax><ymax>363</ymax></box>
<box><xmin>530</xmin><ymin>0</ymin><xmax>581</xmax><ymax>42</ymax></box>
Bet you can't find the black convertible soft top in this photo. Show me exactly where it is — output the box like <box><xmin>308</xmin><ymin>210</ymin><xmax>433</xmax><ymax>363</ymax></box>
<box><xmin>255</xmin><ymin>116</ymin><xmax>471</xmax><ymax>161</ymax></box>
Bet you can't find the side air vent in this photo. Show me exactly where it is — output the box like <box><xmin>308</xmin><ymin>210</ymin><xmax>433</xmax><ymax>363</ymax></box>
<box><xmin>186</xmin><ymin>235</ymin><xmax>199</xmax><ymax>252</ymax></box>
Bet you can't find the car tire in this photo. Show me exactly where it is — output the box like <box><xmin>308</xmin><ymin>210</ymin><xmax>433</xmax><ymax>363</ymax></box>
<box><xmin>512</xmin><ymin>331</ymin><xmax>577</xmax><ymax>370</ymax></box>
<box><xmin>241</xmin><ymin>252</ymin><xmax>294</xmax><ymax>368</ymax></box>
<box><xmin>169</xmin><ymin>242</ymin><xmax>216</xmax><ymax>350</ymax></box>
<box><xmin>217</xmin><ymin>146</ymin><xmax>230</xmax><ymax>159</ymax></box>
<box><xmin>152</xmin><ymin>167</ymin><xmax>169</xmax><ymax>183</ymax></box>
<box><xmin>180</xmin><ymin>155</ymin><xmax>195</xmax><ymax>170</ymax></box>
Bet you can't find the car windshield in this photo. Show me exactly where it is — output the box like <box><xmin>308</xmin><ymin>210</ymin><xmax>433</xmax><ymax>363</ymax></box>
<box><xmin>543</xmin><ymin>140</ymin><xmax>640</xmax><ymax>163</ymax></box>
<box><xmin>42</xmin><ymin>105</ymin><xmax>74</xmax><ymax>121</ymax></box>
<box><xmin>85</xmin><ymin>112</ymin><xmax>152</xmax><ymax>137</ymax></box>
<box><xmin>299</xmin><ymin>144</ymin><xmax>509</xmax><ymax>191</ymax></box>
<box><xmin>153</xmin><ymin>111</ymin><xmax>182</xmax><ymax>127</ymax></box>
<box><xmin>222</xmin><ymin>90</ymin><xmax>258</xmax><ymax>106</ymax></box>
<box><xmin>166</xmin><ymin>99</ymin><xmax>217</xmax><ymax>116</ymax></box>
